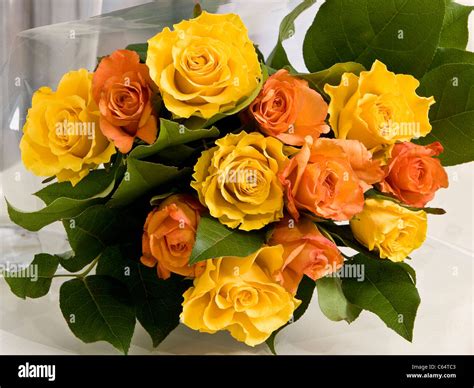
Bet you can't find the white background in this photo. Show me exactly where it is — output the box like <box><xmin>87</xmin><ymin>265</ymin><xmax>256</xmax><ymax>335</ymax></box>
<box><xmin>0</xmin><ymin>0</ymin><xmax>473</xmax><ymax>355</ymax></box>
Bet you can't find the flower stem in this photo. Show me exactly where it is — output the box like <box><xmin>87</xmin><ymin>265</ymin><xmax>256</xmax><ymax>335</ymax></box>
<box><xmin>52</xmin><ymin>256</ymin><xmax>100</xmax><ymax>279</ymax></box>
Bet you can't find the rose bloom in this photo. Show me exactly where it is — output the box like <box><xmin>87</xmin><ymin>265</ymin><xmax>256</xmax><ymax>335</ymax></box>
<box><xmin>332</xmin><ymin>139</ymin><xmax>384</xmax><ymax>191</ymax></box>
<box><xmin>146</xmin><ymin>11</ymin><xmax>261</xmax><ymax>119</ymax></box>
<box><xmin>180</xmin><ymin>245</ymin><xmax>300</xmax><ymax>346</ymax></box>
<box><xmin>20</xmin><ymin>69</ymin><xmax>115</xmax><ymax>185</ymax></box>
<box><xmin>324</xmin><ymin>60</ymin><xmax>435</xmax><ymax>159</ymax></box>
<box><xmin>269</xmin><ymin>217</ymin><xmax>343</xmax><ymax>294</ymax></box>
<box><xmin>191</xmin><ymin>131</ymin><xmax>287</xmax><ymax>231</ymax></box>
<box><xmin>279</xmin><ymin>137</ymin><xmax>364</xmax><ymax>221</ymax></box>
<box><xmin>350</xmin><ymin>198</ymin><xmax>427</xmax><ymax>262</ymax></box>
<box><xmin>92</xmin><ymin>49</ymin><xmax>158</xmax><ymax>153</ymax></box>
<box><xmin>378</xmin><ymin>142</ymin><xmax>448</xmax><ymax>207</ymax></box>
<box><xmin>249</xmin><ymin>69</ymin><xmax>329</xmax><ymax>146</ymax></box>
<box><xmin>141</xmin><ymin>194</ymin><xmax>204</xmax><ymax>279</ymax></box>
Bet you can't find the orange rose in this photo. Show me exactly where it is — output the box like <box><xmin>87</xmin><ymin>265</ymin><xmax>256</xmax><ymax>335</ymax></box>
<box><xmin>279</xmin><ymin>137</ymin><xmax>364</xmax><ymax>221</ymax></box>
<box><xmin>269</xmin><ymin>217</ymin><xmax>343</xmax><ymax>294</ymax></box>
<box><xmin>378</xmin><ymin>142</ymin><xmax>449</xmax><ymax>207</ymax></box>
<box><xmin>332</xmin><ymin>139</ymin><xmax>384</xmax><ymax>191</ymax></box>
<box><xmin>93</xmin><ymin>49</ymin><xmax>158</xmax><ymax>153</ymax></box>
<box><xmin>141</xmin><ymin>194</ymin><xmax>204</xmax><ymax>279</ymax></box>
<box><xmin>248</xmin><ymin>69</ymin><xmax>329</xmax><ymax>146</ymax></box>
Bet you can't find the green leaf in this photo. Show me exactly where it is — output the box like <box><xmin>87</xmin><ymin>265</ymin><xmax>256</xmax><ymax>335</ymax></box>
<box><xmin>6</xmin><ymin>162</ymin><xmax>121</xmax><ymax>231</ymax></box>
<box><xmin>125</xmin><ymin>43</ymin><xmax>148</xmax><ymax>63</ymax></box>
<box><xmin>415</xmin><ymin>63</ymin><xmax>474</xmax><ymax>165</ymax></box>
<box><xmin>149</xmin><ymin>192</ymin><xmax>174</xmax><ymax>206</ymax></box>
<box><xmin>183</xmin><ymin>64</ymin><xmax>268</xmax><ymax>129</ymax></box>
<box><xmin>6</xmin><ymin>197</ymin><xmax>101</xmax><ymax>232</ymax></box>
<box><xmin>406</xmin><ymin>207</ymin><xmax>445</xmax><ymax>215</ymax></box>
<box><xmin>59</xmin><ymin>275</ymin><xmax>135</xmax><ymax>354</ymax></box>
<box><xmin>3</xmin><ymin>254</ymin><xmax>59</xmax><ymax>299</ymax></box>
<box><xmin>439</xmin><ymin>0</ymin><xmax>473</xmax><ymax>50</ymax></box>
<box><xmin>156</xmin><ymin>144</ymin><xmax>196</xmax><ymax>166</ymax></box>
<box><xmin>60</xmin><ymin>205</ymin><xmax>120</xmax><ymax>272</ymax></box>
<box><xmin>317</xmin><ymin>276</ymin><xmax>361</xmax><ymax>322</ymax></box>
<box><xmin>254</xmin><ymin>44</ymin><xmax>266</xmax><ymax>64</ymax></box>
<box><xmin>395</xmin><ymin>262</ymin><xmax>417</xmax><ymax>284</ymax></box>
<box><xmin>341</xmin><ymin>254</ymin><xmax>420</xmax><ymax>341</ymax></box>
<box><xmin>266</xmin><ymin>276</ymin><xmax>316</xmax><ymax>354</ymax></box>
<box><xmin>41</xmin><ymin>176</ymin><xmax>56</xmax><ymax>184</ymax></box>
<box><xmin>321</xmin><ymin>223</ymin><xmax>382</xmax><ymax>260</ymax></box>
<box><xmin>303</xmin><ymin>0</ymin><xmax>445</xmax><ymax>78</ymax></box>
<box><xmin>193</xmin><ymin>2</ymin><xmax>202</xmax><ymax>18</ymax></box>
<box><xmin>34</xmin><ymin>167</ymin><xmax>119</xmax><ymax>206</ymax></box>
<box><xmin>96</xmin><ymin>246</ymin><xmax>191</xmax><ymax>348</ymax></box>
<box><xmin>297</xmin><ymin>62</ymin><xmax>365</xmax><ymax>96</ymax></box>
<box><xmin>129</xmin><ymin>118</ymin><xmax>219</xmax><ymax>160</ymax></box>
<box><xmin>266</xmin><ymin>0</ymin><xmax>316</xmax><ymax>70</ymax></box>
<box><xmin>364</xmin><ymin>189</ymin><xmax>446</xmax><ymax>215</ymax></box>
<box><xmin>430</xmin><ymin>47</ymin><xmax>474</xmax><ymax>69</ymax></box>
<box><xmin>108</xmin><ymin>159</ymin><xmax>188</xmax><ymax>208</ymax></box>
<box><xmin>189</xmin><ymin>216</ymin><xmax>264</xmax><ymax>264</ymax></box>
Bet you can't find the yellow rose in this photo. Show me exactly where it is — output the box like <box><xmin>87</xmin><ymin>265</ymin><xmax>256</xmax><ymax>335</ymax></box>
<box><xmin>20</xmin><ymin>69</ymin><xmax>116</xmax><ymax>185</ymax></box>
<box><xmin>324</xmin><ymin>60</ymin><xmax>435</xmax><ymax>159</ymax></box>
<box><xmin>146</xmin><ymin>11</ymin><xmax>262</xmax><ymax>119</ymax></box>
<box><xmin>191</xmin><ymin>131</ymin><xmax>286</xmax><ymax>231</ymax></box>
<box><xmin>180</xmin><ymin>245</ymin><xmax>300</xmax><ymax>346</ymax></box>
<box><xmin>350</xmin><ymin>198</ymin><xmax>427</xmax><ymax>262</ymax></box>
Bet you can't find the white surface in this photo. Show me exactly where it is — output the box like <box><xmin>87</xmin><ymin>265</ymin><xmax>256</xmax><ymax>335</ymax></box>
<box><xmin>0</xmin><ymin>230</ymin><xmax>472</xmax><ymax>355</ymax></box>
<box><xmin>0</xmin><ymin>1</ymin><xmax>473</xmax><ymax>355</ymax></box>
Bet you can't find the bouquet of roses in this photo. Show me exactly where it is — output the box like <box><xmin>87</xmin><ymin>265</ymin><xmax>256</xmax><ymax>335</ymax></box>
<box><xmin>4</xmin><ymin>0</ymin><xmax>473</xmax><ymax>354</ymax></box>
